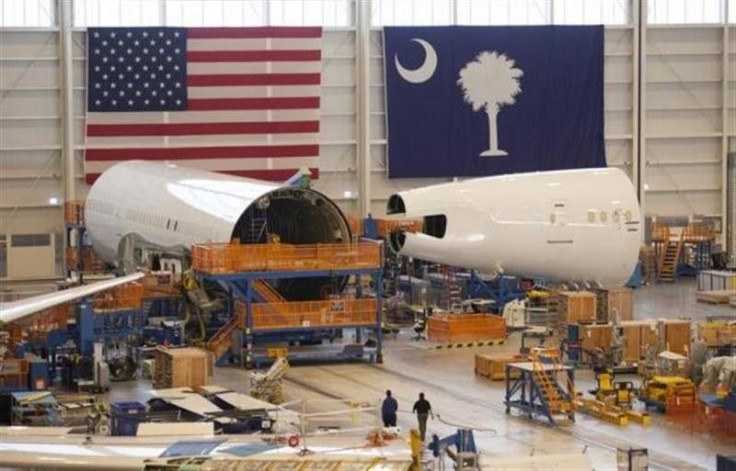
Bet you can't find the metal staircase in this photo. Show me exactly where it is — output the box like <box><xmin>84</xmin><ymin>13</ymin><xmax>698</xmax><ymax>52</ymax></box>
<box><xmin>207</xmin><ymin>311</ymin><xmax>243</xmax><ymax>362</ymax></box>
<box><xmin>531</xmin><ymin>350</ymin><xmax>575</xmax><ymax>424</ymax></box>
<box><xmin>252</xmin><ymin>279</ymin><xmax>286</xmax><ymax>303</ymax></box>
<box><xmin>658</xmin><ymin>237</ymin><xmax>682</xmax><ymax>282</ymax></box>
<box><xmin>207</xmin><ymin>281</ymin><xmax>287</xmax><ymax>362</ymax></box>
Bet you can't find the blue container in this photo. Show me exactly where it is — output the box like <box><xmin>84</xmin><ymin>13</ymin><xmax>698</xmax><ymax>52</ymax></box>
<box><xmin>111</xmin><ymin>401</ymin><xmax>147</xmax><ymax>436</ymax></box>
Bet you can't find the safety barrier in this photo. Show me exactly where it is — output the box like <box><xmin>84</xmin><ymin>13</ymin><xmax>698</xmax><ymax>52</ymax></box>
<box><xmin>650</xmin><ymin>222</ymin><xmax>670</xmax><ymax>242</ymax></box>
<box><xmin>682</xmin><ymin>222</ymin><xmax>715</xmax><ymax>242</ymax></box>
<box><xmin>376</xmin><ymin>219</ymin><xmax>422</xmax><ymax>238</ymax></box>
<box><xmin>141</xmin><ymin>272</ymin><xmax>182</xmax><ymax>298</ymax></box>
<box><xmin>64</xmin><ymin>200</ymin><xmax>85</xmax><ymax>225</ymax></box>
<box><xmin>65</xmin><ymin>246</ymin><xmax>108</xmax><ymax>273</ymax></box>
<box><xmin>28</xmin><ymin>304</ymin><xmax>70</xmax><ymax>337</ymax></box>
<box><xmin>191</xmin><ymin>242</ymin><xmax>381</xmax><ymax>274</ymax></box>
<box><xmin>237</xmin><ymin>298</ymin><xmax>377</xmax><ymax>331</ymax></box>
<box><xmin>93</xmin><ymin>282</ymin><xmax>144</xmax><ymax>311</ymax></box>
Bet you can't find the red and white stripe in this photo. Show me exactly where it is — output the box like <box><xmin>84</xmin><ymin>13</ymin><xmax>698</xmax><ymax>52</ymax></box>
<box><xmin>85</xmin><ymin>27</ymin><xmax>322</xmax><ymax>184</ymax></box>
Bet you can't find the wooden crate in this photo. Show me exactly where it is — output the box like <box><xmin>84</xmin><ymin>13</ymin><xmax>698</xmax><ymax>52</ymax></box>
<box><xmin>427</xmin><ymin>314</ymin><xmax>506</xmax><ymax>343</ymax></box>
<box><xmin>579</xmin><ymin>324</ymin><xmax>613</xmax><ymax>353</ymax></box>
<box><xmin>475</xmin><ymin>354</ymin><xmax>524</xmax><ymax>380</ymax></box>
<box><xmin>697</xmin><ymin>322</ymin><xmax>736</xmax><ymax>347</ymax></box>
<box><xmin>663</xmin><ymin>320</ymin><xmax>691</xmax><ymax>356</ymax></box>
<box><xmin>154</xmin><ymin>348</ymin><xmax>213</xmax><ymax>389</ymax></box>
<box><xmin>621</xmin><ymin>321</ymin><xmax>658</xmax><ymax>363</ymax></box>
<box><xmin>559</xmin><ymin>291</ymin><xmax>597</xmax><ymax>325</ymax></box>
<box><xmin>595</xmin><ymin>287</ymin><xmax>633</xmax><ymax>322</ymax></box>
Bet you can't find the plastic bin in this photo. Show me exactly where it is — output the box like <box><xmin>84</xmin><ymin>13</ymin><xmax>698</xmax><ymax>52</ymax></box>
<box><xmin>111</xmin><ymin>401</ymin><xmax>147</xmax><ymax>436</ymax></box>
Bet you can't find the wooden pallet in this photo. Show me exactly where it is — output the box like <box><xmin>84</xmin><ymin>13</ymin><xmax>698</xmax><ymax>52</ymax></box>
<box><xmin>696</xmin><ymin>290</ymin><xmax>736</xmax><ymax>305</ymax></box>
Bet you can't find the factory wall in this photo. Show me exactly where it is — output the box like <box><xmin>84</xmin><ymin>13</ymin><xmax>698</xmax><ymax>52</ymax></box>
<box><xmin>1</xmin><ymin>0</ymin><xmax>735</xmax><ymax>279</ymax></box>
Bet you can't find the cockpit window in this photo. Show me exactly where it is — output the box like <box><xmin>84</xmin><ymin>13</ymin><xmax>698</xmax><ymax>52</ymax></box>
<box><xmin>423</xmin><ymin>215</ymin><xmax>447</xmax><ymax>238</ymax></box>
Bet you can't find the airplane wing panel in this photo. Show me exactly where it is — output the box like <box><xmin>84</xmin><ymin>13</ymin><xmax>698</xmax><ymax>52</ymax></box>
<box><xmin>0</xmin><ymin>272</ymin><xmax>145</xmax><ymax>325</ymax></box>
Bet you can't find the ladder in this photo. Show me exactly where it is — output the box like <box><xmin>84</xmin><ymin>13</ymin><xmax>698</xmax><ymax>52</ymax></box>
<box><xmin>245</xmin><ymin>215</ymin><xmax>268</xmax><ymax>243</ymax></box>
<box><xmin>658</xmin><ymin>236</ymin><xmax>682</xmax><ymax>282</ymax></box>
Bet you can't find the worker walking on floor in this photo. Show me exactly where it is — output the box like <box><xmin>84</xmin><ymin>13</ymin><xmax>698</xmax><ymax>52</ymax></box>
<box><xmin>412</xmin><ymin>392</ymin><xmax>434</xmax><ymax>441</ymax></box>
<box><xmin>381</xmin><ymin>390</ymin><xmax>398</xmax><ymax>427</ymax></box>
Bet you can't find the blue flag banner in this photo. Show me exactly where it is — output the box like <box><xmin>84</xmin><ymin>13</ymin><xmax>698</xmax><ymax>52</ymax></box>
<box><xmin>384</xmin><ymin>26</ymin><xmax>605</xmax><ymax>178</ymax></box>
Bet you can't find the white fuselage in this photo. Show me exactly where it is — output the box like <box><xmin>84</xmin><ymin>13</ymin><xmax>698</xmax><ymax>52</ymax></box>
<box><xmin>389</xmin><ymin>168</ymin><xmax>641</xmax><ymax>285</ymax></box>
<box><xmin>85</xmin><ymin>161</ymin><xmax>281</xmax><ymax>263</ymax></box>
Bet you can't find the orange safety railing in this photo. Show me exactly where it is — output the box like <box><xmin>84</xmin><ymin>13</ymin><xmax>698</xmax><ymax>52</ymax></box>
<box><xmin>66</xmin><ymin>246</ymin><xmax>108</xmax><ymax>273</ymax></box>
<box><xmin>93</xmin><ymin>282</ymin><xmax>144</xmax><ymax>311</ymax></box>
<box><xmin>651</xmin><ymin>222</ymin><xmax>671</xmax><ymax>242</ymax></box>
<box><xmin>191</xmin><ymin>242</ymin><xmax>381</xmax><ymax>274</ymax></box>
<box><xmin>376</xmin><ymin>219</ymin><xmax>422</xmax><ymax>238</ymax></box>
<box><xmin>28</xmin><ymin>304</ymin><xmax>70</xmax><ymax>338</ymax></box>
<box><xmin>682</xmin><ymin>222</ymin><xmax>715</xmax><ymax>243</ymax></box>
<box><xmin>142</xmin><ymin>272</ymin><xmax>182</xmax><ymax>298</ymax></box>
<box><xmin>64</xmin><ymin>200</ymin><xmax>85</xmax><ymax>226</ymax></box>
<box><xmin>238</xmin><ymin>298</ymin><xmax>377</xmax><ymax>331</ymax></box>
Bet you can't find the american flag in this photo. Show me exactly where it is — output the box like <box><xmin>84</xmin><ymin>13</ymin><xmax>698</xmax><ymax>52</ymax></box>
<box><xmin>85</xmin><ymin>27</ymin><xmax>322</xmax><ymax>184</ymax></box>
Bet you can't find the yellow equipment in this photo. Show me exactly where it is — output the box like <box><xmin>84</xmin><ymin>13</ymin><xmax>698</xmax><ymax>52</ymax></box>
<box><xmin>640</xmin><ymin>376</ymin><xmax>695</xmax><ymax>412</ymax></box>
<box><xmin>594</xmin><ymin>371</ymin><xmax>634</xmax><ymax>407</ymax></box>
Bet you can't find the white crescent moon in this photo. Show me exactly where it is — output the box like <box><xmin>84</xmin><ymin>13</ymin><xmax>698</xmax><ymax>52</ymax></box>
<box><xmin>395</xmin><ymin>38</ymin><xmax>437</xmax><ymax>84</ymax></box>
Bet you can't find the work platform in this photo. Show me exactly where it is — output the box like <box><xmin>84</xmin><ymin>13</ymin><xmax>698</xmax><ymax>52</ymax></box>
<box><xmin>504</xmin><ymin>361</ymin><xmax>576</xmax><ymax>426</ymax></box>
<box><xmin>192</xmin><ymin>242</ymin><xmax>384</xmax><ymax>368</ymax></box>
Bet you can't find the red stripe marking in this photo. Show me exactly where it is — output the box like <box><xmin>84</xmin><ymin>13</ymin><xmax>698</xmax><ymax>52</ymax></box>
<box><xmin>188</xmin><ymin>73</ymin><xmax>320</xmax><ymax>86</ymax></box>
<box><xmin>188</xmin><ymin>97</ymin><xmax>319</xmax><ymax>111</ymax></box>
<box><xmin>87</xmin><ymin>121</ymin><xmax>319</xmax><ymax>137</ymax></box>
<box><xmin>188</xmin><ymin>27</ymin><xmax>321</xmax><ymax>39</ymax></box>
<box><xmin>187</xmin><ymin>50</ymin><xmax>321</xmax><ymax>62</ymax></box>
<box><xmin>86</xmin><ymin>167</ymin><xmax>320</xmax><ymax>185</ymax></box>
<box><xmin>86</xmin><ymin>145</ymin><xmax>319</xmax><ymax>161</ymax></box>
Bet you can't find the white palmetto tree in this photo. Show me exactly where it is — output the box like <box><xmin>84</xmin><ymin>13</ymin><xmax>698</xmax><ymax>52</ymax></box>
<box><xmin>457</xmin><ymin>51</ymin><xmax>523</xmax><ymax>157</ymax></box>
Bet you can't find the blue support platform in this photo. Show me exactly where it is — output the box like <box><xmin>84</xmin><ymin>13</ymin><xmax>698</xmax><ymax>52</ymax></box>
<box><xmin>196</xmin><ymin>266</ymin><xmax>383</xmax><ymax>369</ymax></box>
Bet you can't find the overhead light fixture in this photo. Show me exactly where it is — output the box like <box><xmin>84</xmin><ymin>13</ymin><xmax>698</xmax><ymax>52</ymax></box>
<box><xmin>49</xmin><ymin>197</ymin><xmax>59</xmax><ymax>205</ymax></box>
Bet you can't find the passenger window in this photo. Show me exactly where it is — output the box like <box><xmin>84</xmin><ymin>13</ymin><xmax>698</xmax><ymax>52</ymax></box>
<box><xmin>587</xmin><ymin>210</ymin><xmax>595</xmax><ymax>223</ymax></box>
<box><xmin>600</xmin><ymin>211</ymin><xmax>607</xmax><ymax>223</ymax></box>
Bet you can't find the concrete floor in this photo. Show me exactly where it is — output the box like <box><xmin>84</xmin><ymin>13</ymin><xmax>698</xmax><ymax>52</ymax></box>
<box><xmin>106</xmin><ymin>278</ymin><xmax>734</xmax><ymax>471</ymax></box>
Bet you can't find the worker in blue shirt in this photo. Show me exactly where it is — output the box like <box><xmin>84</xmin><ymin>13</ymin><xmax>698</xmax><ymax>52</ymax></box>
<box><xmin>381</xmin><ymin>390</ymin><xmax>398</xmax><ymax>427</ymax></box>
<box><xmin>412</xmin><ymin>392</ymin><xmax>434</xmax><ymax>441</ymax></box>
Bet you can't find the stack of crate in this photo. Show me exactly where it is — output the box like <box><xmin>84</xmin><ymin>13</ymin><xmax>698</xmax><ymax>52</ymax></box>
<box><xmin>153</xmin><ymin>348</ymin><xmax>212</xmax><ymax>389</ymax></box>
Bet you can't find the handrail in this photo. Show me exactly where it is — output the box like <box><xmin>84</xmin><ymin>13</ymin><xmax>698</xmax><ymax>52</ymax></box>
<box><xmin>237</xmin><ymin>298</ymin><xmax>377</xmax><ymax>331</ymax></box>
<box><xmin>191</xmin><ymin>242</ymin><xmax>381</xmax><ymax>274</ymax></box>
<box><xmin>650</xmin><ymin>222</ymin><xmax>670</xmax><ymax>242</ymax></box>
<box><xmin>681</xmin><ymin>222</ymin><xmax>714</xmax><ymax>242</ymax></box>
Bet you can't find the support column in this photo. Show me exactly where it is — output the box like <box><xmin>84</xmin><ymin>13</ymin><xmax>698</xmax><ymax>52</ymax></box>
<box><xmin>356</xmin><ymin>0</ymin><xmax>372</xmax><ymax>218</ymax></box>
<box><xmin>59</xmin><ymin>0</ymin><xmax>76</xmax><ymax>204</ymax></box>
<box><xmin>720</xmin><ymin>3</ymin><xmax>730</xmax><ymax>250</ymax></box>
